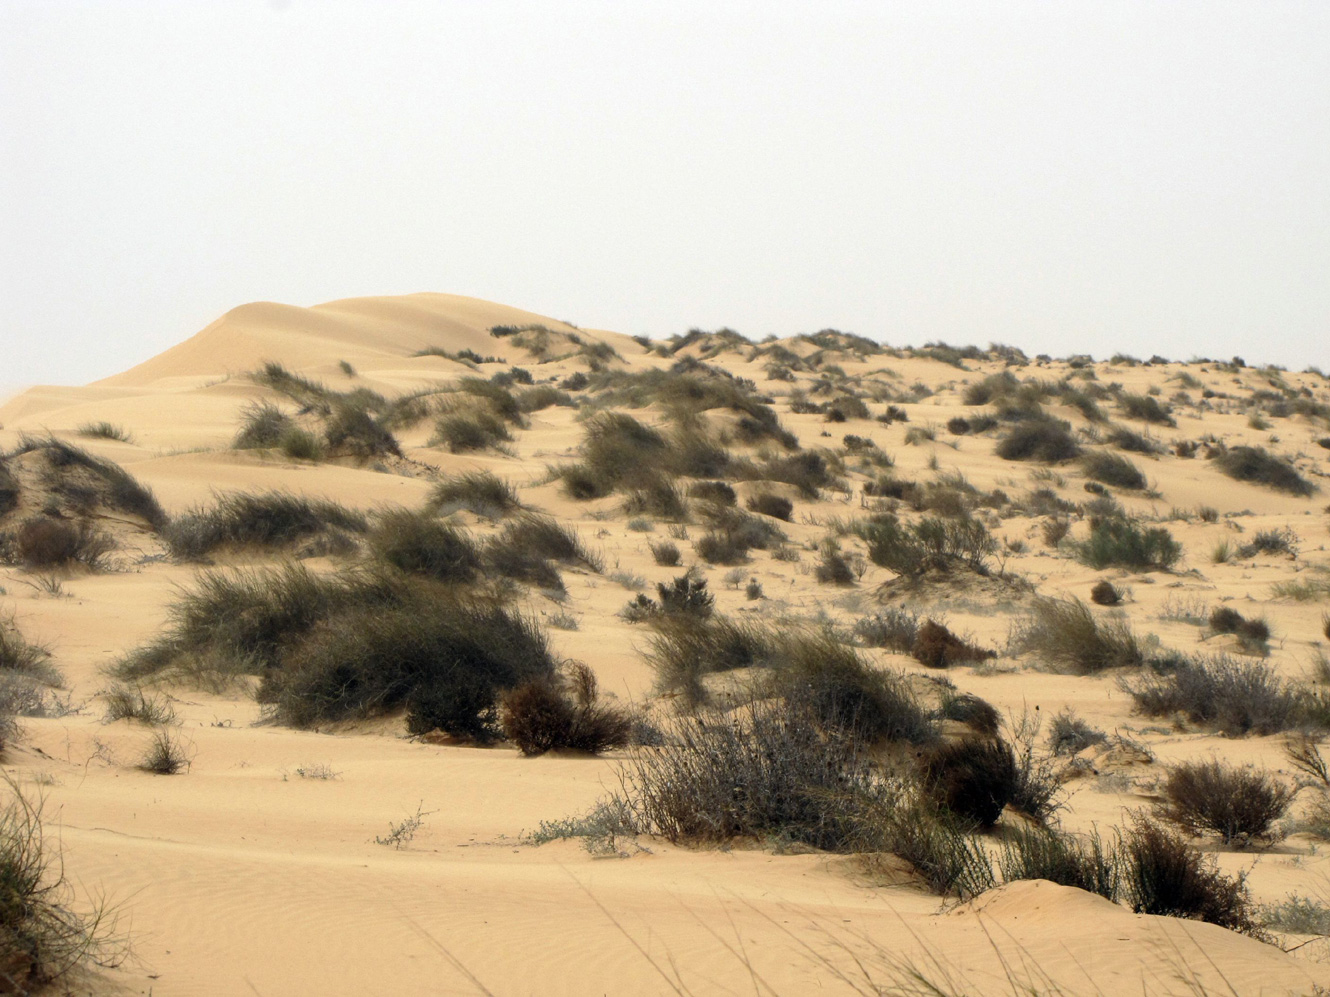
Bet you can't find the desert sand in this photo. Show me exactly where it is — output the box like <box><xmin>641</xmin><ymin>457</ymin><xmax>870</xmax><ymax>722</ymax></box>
<box><xmin>3</xmin><ymin>292</ymin><xmax>1330</xmax><ymax>996</ymax></box>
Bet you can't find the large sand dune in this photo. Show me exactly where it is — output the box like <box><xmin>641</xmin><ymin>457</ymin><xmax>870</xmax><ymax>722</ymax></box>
<box><xmin>3</xmin><ymin>293</ymin><xmax>1329</xmax><ymax>995</ymax></box>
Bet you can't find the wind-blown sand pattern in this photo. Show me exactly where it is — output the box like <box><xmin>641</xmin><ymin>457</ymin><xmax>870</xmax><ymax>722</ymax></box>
<box><xmin>3</xmin><ymin>292</ymin><xmax>1329</xmax><ymax>995</ymax></box>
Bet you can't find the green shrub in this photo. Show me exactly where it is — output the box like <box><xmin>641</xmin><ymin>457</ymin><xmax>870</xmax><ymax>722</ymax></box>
<box><xmin>1072</xmin><ymin>516</ymin><xmax>1181</xmax><ymax>570</ymax></box>
<box><xmin>649</xmin><ymin>540</ymin><xmax>681</xmax><ymax>566</ymax></box>
<box><xmin>1118</xmin><ymin>393</ymin><xmax>1175</xmax><ymax>426</ymax></box>
<box><xmin>323</xmin><ymin>405</ymin><xmax>401</xmax><ymax>458</ymax></box>
<box><xmin>278</xmin><ymin>427</ymin><xmax>324</xmax><ymax>460</ymax></box>
<box><xmin>1212</xmin><ymin>446</ymin><xmax>1314</xmax><ymax>496</ymax></box>
<box><xmin>1010</xmin><ymin>597</ymin><xmax>1142</xmax><ymax>673</ymax></box>
<box><xmin>162</xmin><ymin>492</ymin><xmax>368</xmax><ymax>560</ymax></box>
<box><xmin>1207</xmin><ymin>605</ymin><xmax>1270</xmax><ymax>653</ymax></box>
<box><xmin>233</xmin><ymin>401</ymin><xmax>293</xmax><ymax>449</ymax></box>
<box><xmin>856</xmin><ymin>514</ymin><xmax>996</xmax><ymax>577</ymax></box>
<box><xmin>1107</xmin><ymin>425</ymin><xmax>1164</xmax><ymax>454</ymax></box>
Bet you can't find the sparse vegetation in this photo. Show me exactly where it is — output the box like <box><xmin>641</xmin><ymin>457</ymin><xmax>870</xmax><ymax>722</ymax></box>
<box><xmin>1126</xmin><ymin>652</ymin><xmax>1308</xmax><ymax>737</ymax></box>
<box><xmin>1212</xmin><ymin>445</ymin><xmax>1314</xmax><ymax>496</ymax></box>
<box><xmin>499</xmin><ymin>664</ymin><xmax>632</xmax><ymax>756</ymax></box>
<box><xmin>429</xmin><ymin>471</ymin><xmax>520</xmax><ymax>519</ymax></box>
<box><xmin>1071</xmin><ymin>515</ymin><xmax>1181</xmax><ymax>571</ymax></box>
<box><xmin>1155</xmin><ymin>760</ymin><xmax>1292</xmax><ymax>845</ymax></box>
<box><xmin>1010</xmin><ymin>597</ymin><xmax>1142</xmax><ymax>673</ymax></box>
<box><xmin>163</xmin><ymin>491</ymin><xmax>368</xmax><ymax>560</ymax></box>
<box><xmin>77</xmin><ymin>421</ymin><xmax>132</xmax><ymax>443</ymax></box>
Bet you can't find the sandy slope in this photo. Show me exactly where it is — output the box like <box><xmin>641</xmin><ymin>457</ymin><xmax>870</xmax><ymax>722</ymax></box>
<box><xmin>3</xmin><ymin>293</ymin><xmax>1330</xmax><ymax>995</ymax></box>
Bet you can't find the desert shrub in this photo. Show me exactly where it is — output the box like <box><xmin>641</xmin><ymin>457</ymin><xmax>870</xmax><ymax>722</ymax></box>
<box><xmin>688</xmin><ymin>481</ymin><xmax>736</xmax><ymax>506</ymax></box>
<box><xmin>278</xmin><ymin>427</ymin><xmax>324</xmax><ymax>460</ymax></box>
<box><xmin>516</xmin><ymin>385</ymin><xmax>573</xmax><ymax>412</ymax></box>
<box><xmin>1238</xmin><ymin>527</ymin><xmax>1299</xmax><ymax>558</ymax></box>
<box><xmin>1213</xmin><ymin>446</ymin><xmax>1314</xmax><ymax>496</ymax></box>
<box><xmin>745</xmin><ymin>492</ymin><xmax>793</xmax><ymax>521</ymax></box>
<box><xmin>1207</xmin><ymin>606</ymin><xmax>1270</xmax><ymax>653</ymax></box>
<box><xmin>1081</xmin><ymin>450</ymin><xmax>1147</xmax><ymax>490</ymax></box>
<box><xmin>1005</xmin><ymin>710</ymin><xmax>1064</xmax><ymax>822</ymax></box>
<box><xmin>1117</xmin><ymin>815</ymin><xmax>1261</xmax><ymax>935</ymax></box>
<box><xmin>693</xmin><ymin>510</ymin><xmax>785</xmax><ymax>565</ymax></box>
<box><xmin>617</xmin><ymin>697</ymin><xmax>894</xmax><ymax>851</ymax></box>
<box><xmin>856</xmin><ymin>514</ymin><xmax>996</xmax><ymax>577</ymax></box>
<box><xmin>622</xmin><ymin>477</ymin><xmax>688</xmax><ymax>520</ymax></box>
<box><xmin>654</xmin><ymin>572</ymin><xmax>714</xmax><ymax>618</ymax></box>
<box><xmin>11</xmin><ymin>434</ymin><xmax>165</xmax><ymax>528</ymax></box>
<box><xmin>485</xmin><ymin>515</ymin><xmax>600</xmax><ymax>588</ymax></box>
<box><xmin>937</xmin><ymin>692</ymin><xmax>1000</xmax><ymax>737</ymax></box>
<box><xmin>910</xmin><ymin>620</ymin><xmax>992</xmax><ymax>668</ymax></box>
<box><xmin>750</xmin><ymin>452</ymin><xmax>835</xmax><ymax>498</ymax></box>
<box><xmin>77</xmin><ymin>421</ymin><xmax>132</xmax><ymax>443</ymax></box>
<box><xmin>963</xmin><ymin>371</ymin><xmax>1019</xmax><ymax>406</ymax></box>
<box><xmin>1118</xmin><ymin>393</ymin><xmax>1175</xmax><ymax>425</ymax></box>
<box><xmin>814</xmin><ymin>544</ymin><xmax>855</xmax><ymax>585</ymax></box>
<box><xmin>766</xmin><ymin>631</ymin><xmax>937</xmax><ymax>745</ymax></box>
<box><xmin>853</xmin><ymin>608</ymin><xmax>920</xmax><ymax>652</ymax></box>
<box><xmin>0</xmin><ymin>775</ymin><xmax>122</xmax><ymax>988</ymax></box>
<box><xmin>366</xmin><ymin>510</ymin><xmax>481</xmax><ymax>583</ymax></box>
<box><xmin>0</xmin><ymin>615</ymin><xmax>57</xmax><ymax>689</ymax></box>
<box><xmin>881</xmin><ymin>796</ymin><xmax>996</xmax><ymax>899</ymax></box>
<box><xmin>162</xmin><ymin>491</ymin><xmax>368</xmax><ymax>560</ymax></box>
<box><xmin>2</xmin><ymin>517</ymin><xmax>115</xmax><ymax>570</ymax></box>
<box><xmin>1048</xmin><ymin>710</ymin><xmax>1107</xmax><ymax>755</ymax></box>
<box><xmin>233</xmin><ymin>401</ymin><xmax>293</xmax><ymax>449</ymax></box>
<box><xmin>323</xmin><ymin>405</ymin><xmax>401</xmax><ymax>458</ymax></box>
<box><xmin>0</xmin><ymin>462</ymin><xmax>18</xmax><ymax>518</ymax></box>
<box><xmin>1090</xmin><ymin>579</ymin><xmax>1121</xmax><ymax>605</ymax></box>
<box><xmin>1041</xmin><ymin>517</ymin><xmax>1071</xmax><ymax>548</ymax></box>
<box><xmin>745</xmin><ymin>579</ymin><xmax>763</xmax><ymax>600</ymax></box>
<box><xmin>1107</xmin><ymin>425</ymin><xmax>1163</xmax><ymax>454</ymax></box>
<box><xmin>999</xmin><ymin>825</ymin><xmax>1117</xmax><ymax>900</ymax></box>
<box><xmin>1260</xmin><ymin>894</ymin><xmax>1330</xmax><ymax>935</ymax></box>
<box><xmin>499</xmin><ymin>664</ymin><xmax>631</xmax><ymax>756</ymax></box>
<box><xmin>920</xmin><ymin>737</ymin><xmax>1018</xmax><ymax>828</ymax></box>
<box><xmin>429</xmin><ymin>471</ymin><xmax>520</xmax><ymax>519</ymax></box>
<box><xmin>455</xmin><ymin>378</ymin><xmax>522</xmax><ymax>423</ymax></box>
<box><xmin>102</xmin><ymin>685</ymin><xmax>176</xmax><ymax>725</ymax></box>
<box><xmin>1155</xmin><ymin>760</ymin><xmax>1292</xmax><ymax>845</ymax></box>
<box><xmin>995</xmin><ymin>419</ymin><xmax>1081</xmax><ymax>463</ymax></box>
<box><xmin>578</xmin><ymin>412</ymin><xmax>668</xmax><ymax>491</ymax></box>
<box><xmin>649</xmin><ymin>540</ymin><xmax>681</xmax><ymax>566</ymax></box>
<box><xmin>1010</xmin><ymin>597</ymin><xmax>1142</xmax><ymax>674</ymax></box>
<box><xmin>1072</xmin><ymin>516</ymin><xmax>1181</xmax><ymax>570</ymax></box>
<box><xmin>1126</xmin><ymin>653</ymin><xmax>1305</xmax><ymax>737</ymax></box>
<box><xmin>431</xmin><ymin>411</ymin><xmax>513</xmax><ymax>452</ymax></box>
<box><xmin>260</xmin><ymin>592</ymin><xmax>554</xmax><ymax>737</ymax></box>
<box><xmin>139</xmin><ymin>727</ymin><xmax>191</xmax><ymax>774</ymax></box>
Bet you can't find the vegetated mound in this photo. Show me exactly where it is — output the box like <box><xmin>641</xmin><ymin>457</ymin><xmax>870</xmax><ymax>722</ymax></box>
<box><xmin>0</xmin><ymin>435</ymin><xmax>166</xmax><ymax>568</ymax></box>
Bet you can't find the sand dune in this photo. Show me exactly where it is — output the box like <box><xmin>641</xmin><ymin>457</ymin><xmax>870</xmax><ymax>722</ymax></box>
<box><xmin>3</xmin><ymin>293</ymin><xmax>1329</xmax><ymax>995</ymax></box>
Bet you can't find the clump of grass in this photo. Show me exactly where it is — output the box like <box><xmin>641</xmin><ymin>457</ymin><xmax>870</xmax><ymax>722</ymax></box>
<box><xmin>995</xmin><ymin>419</ymin><xmax>1081</xmax><ymax>463</ymax></box>
<box><xmin>0</xmin><ymin>775</ymin><xmax>124</xmax><ymax>988</ymax></box>
<box><xmin>1238</xmin><ymin>526</ymin><xmax>1299</xmax><ymax>558</ymax></box>
<box><xmin>323</xmin><ymin>404</ymin><xmax>402</xmax><ymax>459</ymax></box>
<box><xmin>233</xmin><ymin>402</ymin><xmax>294</xmax><ymax>449</ymax></box>
<box><xmin>645</xmin><ymin>615</ymin><xmax>776</xmax><ymax>704</ymax></box>
<box><xmin>162</xmin><ymin>491</ymin><xmax>368</xmax><ymax>560</ymax></box>
<box><xmin>1</xmin><ymin>517</ymin><xmax>115</xmax><ymax>570</ymax></box>
<box><xmin>937</xmin><ymin>692</ymin><xmax>1000</xmax><ymax>736</ymax></box>
<box><xmin>688</xmin><ymin>481</ymin><xmax>735</xmax><ymax>506</ymax></box>
<box><xmin>1207</xmin><ymin>605</ymin><xmax>1271</xmax><ymax>654</ymax></box>
<box><xmin>998</xmin><ymin>825</ymin><xmax>1117</xmax><ymax>900</ymax></box>
<box><xmin>366</xmin><ymin>509</ymin><xmax>481</xmax><ymax>583</ymax></box>
<box><xmin>1081</xmin><ymin>450</ymin><xmax>1146</xmax><ymax>490</ymax></box>
<box><xmin>488</xmin><ymin>515</ymin><xmax>602</xmax><ymax>574</ymax></box>
<box><xmin>77</xmin><ymin>421</ymin><xmax>132</xmax><ymax>443</ymax></box>
<box><xmin>813</xmin><ymin>544</ymin><xmax>855</xmax><ymax>585</ymax></box>
<box><xmin>1010</xmin><ymin>596</ymin><xmax>1142</xmax><ymax>674</ymax></box>
<box><xmin>745</xmin><ymin>492</ymin><xmax>793</xmax><ymax>521</ymax></box>
<box><xmin>910</xmin><ymin>620</ymin><xmax>992</xmax><ymax>668</ymax></box>
<box><xmin>430</xmin><ymin>411</ymin><xmax>513</xmax><ymax>452</ymax></box>
<box><xmin>429</xmin><ymin>471</ymin><xmax>520</xmax><ymax>519</ymax></box>
<box><xmin>1118</xmin><ymin>393</ymin><xmax>1175</xmax><ymax>425</ymax></box>
<box><xmin>1155</xmin><ymin>760</ymin><xmax>1292</xmax><ymax>846</ymax></box>
<box><xmin>0</xmin><ymin>614</ymin><xmax>58</xmax><ymax>688</ymax></box>
<box><xmin>621</xmin><ymin>476</ymin><xmax>688</xmax><ymax>521</ymax></box>
<box><xmin>1126</xmin><ymin>652</ymin><xmax>1306</xmax><ymax>737</ymax></box>
<box><xmin>1048</xmin><ymin>710</ymin><xmax>1107</xmax><ymax>755</ymax></box>
<box><xmin>1071</xmin><ymin>515</ymin><xmax>1181</xmax><ymax>571</ymax></box>
<box><xmin>10</xmin><ymin>434</ymin><xmax>165</xmax><ymax>528</ymax></box>
<box><xmin>692</xmin><ymin>508</ymin><xmax>785</xmax><ymax>564</ymax></box>
<box><xmin>139</xmin><ymin>727</ymin><xmax>191</xmax><ymax>774</ymax></box>
<box><xmin>1212</xmin><ymin>445</ymin><xmax>1314</xmax><ymax>496</ymax></box>
<box><xmin>499</xmin><ymin>663</ymin><xmax>632</xmax><ymax>756</ymax></box>
<box><xmin>102</xmin><ymin>685</ymin><xmax>176</xmax><ymax>725</ymax></box>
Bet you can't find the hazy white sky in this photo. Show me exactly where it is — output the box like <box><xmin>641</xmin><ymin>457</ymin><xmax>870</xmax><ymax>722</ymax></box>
<box><xmin>3</xmin><ymin>0</ymin><xmax>1328</xmax><ymax>393</ymax></box>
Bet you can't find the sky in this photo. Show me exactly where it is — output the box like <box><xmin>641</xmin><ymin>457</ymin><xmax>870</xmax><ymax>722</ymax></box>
<box><xmin>3</xmin><ymin>0</ymin><xmax>1328</xmax><ymax>397</ymax></box>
